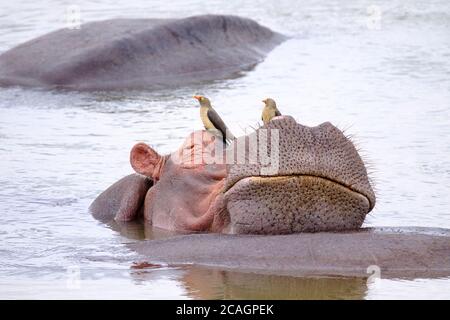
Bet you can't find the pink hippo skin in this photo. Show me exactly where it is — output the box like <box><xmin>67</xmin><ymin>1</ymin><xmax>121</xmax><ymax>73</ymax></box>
<box><xmin>130</xmin><ymin>130</ymin><xmax>229</xmax><ymax>232</ymax></box>
<box><xmin>90</xmin><ymin>116</ymin><xmax>376</xmax><ymax>235</ymax></box>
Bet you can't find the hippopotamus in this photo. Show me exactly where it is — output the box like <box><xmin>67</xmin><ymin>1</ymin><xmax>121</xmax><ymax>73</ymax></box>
<box><xmin>91</xmin><ymin>116</ymin><xmax>450</xmax><ymax>278</ymax></box>
<box><xmin>0</xmin><ymin>15</ymin><xmax>285</xmax><ymax>90</ymax></box>
<box><xmin>90</xmin><ymin>116</ymin><xmax>375</xmax><ymax>234</ymax></box>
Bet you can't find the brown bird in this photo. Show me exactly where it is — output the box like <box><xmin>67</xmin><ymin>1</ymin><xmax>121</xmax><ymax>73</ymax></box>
<box><xmin>193</xmin><ymin>95</ymin><xmax>236</xmax><ymax>144</ymax></box>
<box><xmin>261</xmin><ymin>98</ymin><xmax>282</xmax><ymax>125</ymax></box>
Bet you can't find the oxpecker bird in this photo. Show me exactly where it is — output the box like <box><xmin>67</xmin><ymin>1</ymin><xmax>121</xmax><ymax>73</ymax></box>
<box><xmin>193</xmin><ymin>95</ymin><xmax>236</xmax><ymax>144</ymax></box>
<box><xmin>262</xmin><ymin>98</ymin><xmax>282</xmax><ymax>125</ymax></box>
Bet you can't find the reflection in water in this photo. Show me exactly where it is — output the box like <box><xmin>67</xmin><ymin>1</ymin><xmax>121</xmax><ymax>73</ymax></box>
<box><xmin>114</xmin><ymin>221</ymin><xmax>368</xmax><ymax>299</ymax></box>
<box><xmin>179</xmin><ymin>268</ymin><xmax>368</xmax><ymax>300</ymax></box>
<box><xmin>108</xmin><ymin>221</ymin><xmax>450</xmax><ymax>300</ymax></box>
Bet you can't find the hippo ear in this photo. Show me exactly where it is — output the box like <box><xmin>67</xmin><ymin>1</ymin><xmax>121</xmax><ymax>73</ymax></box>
<box><xmin>130</xmin><ymin>143</ymin><xmax>162</xmax><ymax>177</ymax></box>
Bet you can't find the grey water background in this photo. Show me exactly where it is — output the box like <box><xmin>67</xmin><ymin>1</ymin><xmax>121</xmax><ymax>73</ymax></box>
<box><xmin>1</xmin><ymin>0</ymin><xmax>450</xmax><ymax>299</ymax></box>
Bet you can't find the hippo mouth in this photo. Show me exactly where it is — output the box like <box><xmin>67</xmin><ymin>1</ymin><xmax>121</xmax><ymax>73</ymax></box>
<box><xmin>223</xmin><ymin>174</ymin><xmax>372</xmax><ymax>234</ymax></box>
<box><xmin>224</xmin><ymin>173</ymin><xmax>374</xmax><ymax>208</ymax></box>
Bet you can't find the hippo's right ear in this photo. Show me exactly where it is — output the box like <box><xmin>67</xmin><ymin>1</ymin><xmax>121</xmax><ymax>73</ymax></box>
<box><xmin>130</xmin><ymin>143</ymin><xmax>162</xmax><ymax>178</ymax></box>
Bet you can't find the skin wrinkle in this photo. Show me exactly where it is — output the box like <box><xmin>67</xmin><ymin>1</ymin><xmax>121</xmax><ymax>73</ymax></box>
<box><xmin>151</xmin><ymin>155</ymin><xmax>167</xmax><ymax>182</ymax></box>
<box><xmin>181</xmin><ymin>180</ymin><xmax>224</xmax><ymax>231</ymax></box>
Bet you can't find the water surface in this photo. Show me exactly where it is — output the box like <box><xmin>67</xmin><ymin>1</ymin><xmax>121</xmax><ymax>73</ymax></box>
<box><xmin>1</xmin><ymin>0</ymin><xmax>450</xmax><ymax>299</ymax></box>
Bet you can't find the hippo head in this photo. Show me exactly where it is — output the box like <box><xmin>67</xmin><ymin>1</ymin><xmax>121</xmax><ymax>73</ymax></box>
<box><xmin>91</xmin><ymin>116</ymin><xmax>375</xmax><ymax>234</ymax></box>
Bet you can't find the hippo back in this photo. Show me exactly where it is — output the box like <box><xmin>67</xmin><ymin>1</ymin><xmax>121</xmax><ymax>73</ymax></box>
<box><xmin>0</xmin><ymin>15</ymin><xmax>285</xmax><ymax>90</ymax></box>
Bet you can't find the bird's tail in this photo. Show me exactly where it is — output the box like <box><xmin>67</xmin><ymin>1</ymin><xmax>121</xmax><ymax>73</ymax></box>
<box><xmin>225</xmin><ymin>129</ymin><xmax>236</xmax><ymax>145</ymax></box>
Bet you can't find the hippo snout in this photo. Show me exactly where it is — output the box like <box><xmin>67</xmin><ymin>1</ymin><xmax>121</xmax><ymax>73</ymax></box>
<box><xmin>222</xmin><ymin>116</ymin><xmax>376</xmax><ymax>234</ymax></box>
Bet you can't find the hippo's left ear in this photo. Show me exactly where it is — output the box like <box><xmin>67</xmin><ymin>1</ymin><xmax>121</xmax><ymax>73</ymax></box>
<box><xmin>130</xmin><ymin>143</ymin><xmax>164</xmax><ymax>179</ymax></box>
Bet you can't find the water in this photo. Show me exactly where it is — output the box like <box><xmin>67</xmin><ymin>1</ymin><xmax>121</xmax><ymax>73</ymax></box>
<box><xmin>1</xmin><ymin>0</ymin><xmax>450</xmax><ymax>299</ymax></box>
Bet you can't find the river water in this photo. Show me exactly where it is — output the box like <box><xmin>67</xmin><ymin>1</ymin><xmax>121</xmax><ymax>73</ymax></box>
<box><xmin>1</xmin><ymin>0</ymin><xmax>450</xmax><ymax>299</ymax></box>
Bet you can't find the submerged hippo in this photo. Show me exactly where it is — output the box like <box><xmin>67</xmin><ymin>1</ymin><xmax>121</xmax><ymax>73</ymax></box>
<box><xmin>0</xmin><ymin>15</ymin><xmax>285</xmax><ymax>90</ymax></box>
<box><xmin>91</xmin><ymin>116</ymin><xmax>375</xmax><ymax>234</ymax></box>
<box><xmin>91</xmin><ymin>115</ymin><xmax>450</xmax><ymax>278</ymax></box>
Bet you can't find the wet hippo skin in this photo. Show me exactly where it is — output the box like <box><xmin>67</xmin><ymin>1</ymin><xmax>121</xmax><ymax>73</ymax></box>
<box><xmin>128</xmin><ymin>227</ymin><xmax>450</xmax><ymax>279</ymax></box>
<box><xmin>0</xmin><ymin>15</ymin><xmax>285</xmax><ymax>90</ymax></box>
